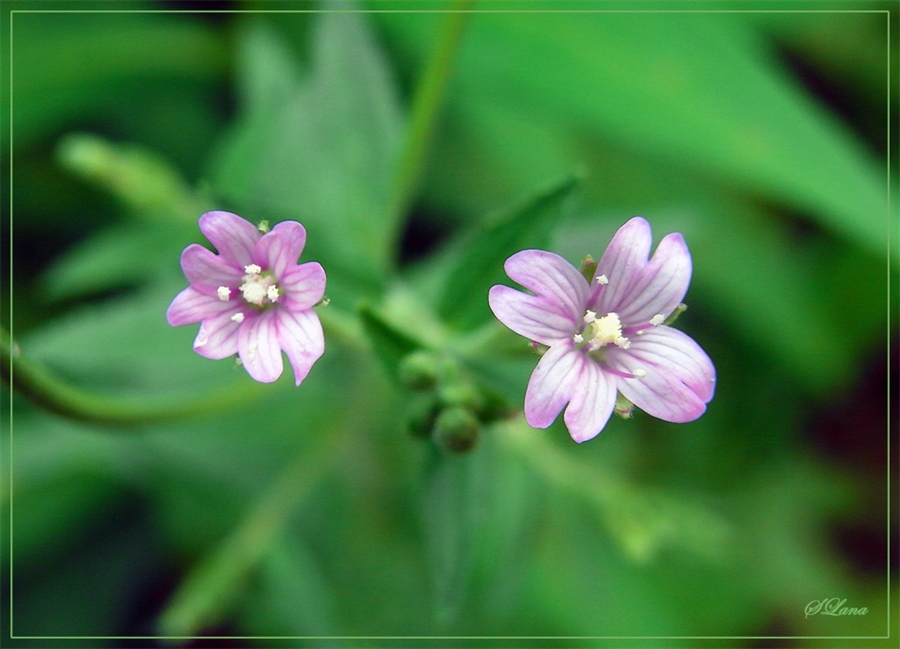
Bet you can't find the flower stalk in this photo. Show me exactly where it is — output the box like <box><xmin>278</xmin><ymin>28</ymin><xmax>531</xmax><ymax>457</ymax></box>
<box><xmin>1</xmin><ymin>325</ymin><xmax>267</xmax><ymax>426</ymax></box>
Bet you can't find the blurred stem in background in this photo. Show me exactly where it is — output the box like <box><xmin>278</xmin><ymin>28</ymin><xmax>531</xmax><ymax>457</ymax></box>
<box><xmin>386</xmin><ymin>0</ymin><xmax>476</xmax><ymax>264</ymax></box>
<box><xmin>0</xmin><ymin>324</ymin><xmax>270</xmax><ymax>426</ymax></box>
<box><xmin>156</xmin><ymin>426</ymin><xmax>347</xmax><ymax>637</ymax></box>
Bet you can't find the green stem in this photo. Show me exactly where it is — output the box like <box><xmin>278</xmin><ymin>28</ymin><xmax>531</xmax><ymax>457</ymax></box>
<box><xmin>386</xmin><ymin>0</ymin><xmax>477</xmax><ymax>248</ymax></box>
<box><xmin>1</xmin><ymin>325</ymin><xmax>268</xmax><ymax>427</ymax></box>
<box><xmin>156</xmin><ymin>430</ymin><xmax>344</xmax><ymax>637</ymax></box>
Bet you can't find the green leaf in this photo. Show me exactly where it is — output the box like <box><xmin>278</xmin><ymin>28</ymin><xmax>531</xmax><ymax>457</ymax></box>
<box><xmin>240</xmin><ymin>539</ymin><xmax>341</xmax><ymax>636</ymax></box>
<box><xmin>210</xmin><ymin>12</ymin><xmax>404</xmax><ymax>285</ymax></box>
<box><xmin>6</xmin><ymin>10</ymin><xmax>227</xmax><ymax>148</ymax></box>
<box><xmin>378</xmin><ymin>10</ymin><xmax>889</xmax><ymax>263</ymax></box>
<box><xmin>421</xmin><ymin>431</ymin><xmax>538</xmax><ymax>632</ymax></box>
<box><xmin>358</xmin><ymin>302</ymin><xmax>424</xmax><ymax>386</ymax></box>
<box><xmin>437</xmin><ymin>173</ymin><xmax>581</xmax><ymax>331</ymax></box>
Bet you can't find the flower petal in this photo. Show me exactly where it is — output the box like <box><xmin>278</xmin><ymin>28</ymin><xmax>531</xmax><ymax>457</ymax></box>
<box><xmin>199</xmin><ymin>211</ymin><xmax>260</xmax><ymax>267</ymax></box>
<box><xmin>524</xmin><ymin>341</ymin><xmax>583</xmax><ymax>429</ymax></box>
<box><xmin>563</xmin><ymin>357</ymin><xmax>616</xmax><ymax>443</ymax></box>
<box><xmin>607</xmin><ymin>326</ymin><xmax>716</xmax><ymax>422</ymax></box>
<box><xmin>253</xmin><ymin>220</ymin><xmax>307</xmax><ymax>278</ymax></box>
<box><xmin>503</xmin><ymin>250</ymin><xmax>590</xmax><ymax>320</ymax></box>
<box><xmin>167</xmin><ymin>286</ymin><xmax>235</xmax><ymax>326</ymax></box>
<box><xmin>593</xmin><ymin>217</ymin><xmax>652</xmax><ymax>314</ymax></box>
<box><xmin>616</xmin><ymin>233</ymin><xmax>692</xmax><ymax>325</ymax></box>
<box><xmin>180</xmin><ymin>244</ymin><xmax>243</xmax><ymax>295</ymax></box>
<box><xmin>238</xmin><ymin>310</ymin><xmax>284</xmax><ymax>383</ymax></box>
<box><xmin>281</xmin><ymin>262</ymin><xmax>326</xmax><ymax>311</ymax></box>
<box><xmin>193</xmin><ymin>309</ymin><xmax>245</xmax><ymax>359</ymax></box>
<box><xmin>488</xmin><ymin>285</ymin><xmax>578</xmax><ymax>345</ymax></box>
<box><xmin>275</xmin><ymin>309</ymin><xmax>325</xmax><ymax>386</ymax></box>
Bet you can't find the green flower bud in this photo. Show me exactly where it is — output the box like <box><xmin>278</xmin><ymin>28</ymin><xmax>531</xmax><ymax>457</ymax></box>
<box><xmin>398</xmin><ymin>350</ymin><xmax>442</xmax><ymax>392</ymax></box>
<box><xmin>438</xmin><ymin>380</ymin><xmax>483</xmax><ymax>411</ymax></box>
<box><xmin>432</xmin><ymin>406</ymin><xmax>480</xmax><ymax>453</ymax></box>
<box><xmin>614</xmin><ymin>393</ymin><xmax>634</xmax><ymax>419</ymax></box>
<box><xmin>579</xmin><ymin>254</ymin><xmax>598</xmax><ymax>283</ymax></box>
<box><xmin>407</xmin><ymin>396</ymin><xmax>440</xmax><ymax>439</ymax></box>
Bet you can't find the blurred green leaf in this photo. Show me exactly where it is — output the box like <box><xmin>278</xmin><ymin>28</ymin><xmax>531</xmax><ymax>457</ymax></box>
<box><xmin>240</xmin><ymin>539</ymin><xmax>341</xmax><ymax>636</ymax></box>
<box><xmin>40</xmin><ymin>220</ymin><xmax>193</xmax><ymax>303</ymax></box>
<box><xmin>378</xmin><ymin>10</ymin><xmax>889</xmax><ymax>262</ymax></box>
<box><xmin>7</xmin><ymin>10</ymin><xmax>227</xmax><ymax>148</ymax></box>
<box><xmin>359</xmin><ymin>302</ymin><xmax>424</xmax><ymax>386</ymax></box>
<box><xmin>420</xmin><ymin>431</ymin><xmax>538</xmax><ymax>632</ymax></box>
<box><xmin>437</xmin><ymin>173</ymin><xmax>581</xmax><ymax>331</ymax></box>
<box><xmin>210</xmin><ymin>11</ymin><xmax>404</xmax><ymax>286</ymax></box>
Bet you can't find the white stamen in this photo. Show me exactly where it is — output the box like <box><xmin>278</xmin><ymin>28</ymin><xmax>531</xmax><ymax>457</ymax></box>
<box><xmin>632</xmin><ymin>368</ymin><xmax>647</xmax><ymax>378</ymax></box>
<box><xmin>588</xmin><ymin>312</ymin><xmax>630</xmax><ymax>349</ymax></box>
<box><xmin>266</xmin><ymin>285</ymin><xmax>280</xmax><ymax>302</ymax></box>
<box><xmin>217</xmin><ymin>286</ymin><xmax>231</xmax><ymax>301</ymax></box>
<box><xmin>596</xmin><ymin>274</ymin><xmax>609</xmax><ymax>285</ymax></box>
<box><xmin>240</xmin><ymin>279</ymin><xmax>268</xmax><ymax>306</ymax></box>
<box><xmin>573</xmin><ymin>333</ymin><xmax>584</xmax><ymax>344</ymax></box>
<box><xmin>231</xmin><ymin>312</ymin><xmax>245</xmax><ymax>323</ymax></box>
<box><xmin>244</xmin><ymin>264</ymin><xmax>261</xmax><ymax>276</ymax></box>
<box><xmin>650</xmin><ymin>314</ymin><xmax>665</xmax><ymax>326</ymax></box>
<box><xmin>583</xmin><ymin>310</ymin><xmax>597</xmax><ymax>324</ymax></box>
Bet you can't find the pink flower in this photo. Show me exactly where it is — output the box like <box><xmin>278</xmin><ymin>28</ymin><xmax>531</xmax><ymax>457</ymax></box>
<box><xmin>488</xmin><ymin>217</ymin><xmax>715</xmax><ymax>443</ymax></box>
<box><xmin>167</xmin><ymin>211</ymin><xmax>326</xmax><ymax>385</ymax></box>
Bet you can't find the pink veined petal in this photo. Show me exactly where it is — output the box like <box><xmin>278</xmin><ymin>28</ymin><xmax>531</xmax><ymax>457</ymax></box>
<box><xmin>199</xmin><ymin>211</ymin><xmax>261</xmax><ymax>267</ymax></box>
<box><xmin>275</xmin><ymin>308</ymin><xmax>325</xmax><ymax>386</ymax></box>
<box><xmin>167</xmin><ymin>286</ymin><xmax>236</xmax><ymax>326</ymax></box>
<box><xmin>280</xmin><ymin>262</ymin><xmax>326</xmax><ymax>311</ymax></box>
<box><xmin>194</xmin><ymin>309</ymin><xmax>241</xmax><ymax>360</ymax></box>
<box><xmin>253</xmin><ymin>220</ymin><xmax>307</xmax><ymax>278</ymax></box>
<box><xmin>180</xmin><ymin>244</ymin><xmax>243</xmax><ymax>295</ymax></box>
<box><xmin>503</xmin><ymin>250</ymin><xmax>591</xmax><ymax>321</ymax></box>
<box><xmin>238</xmin><ymin>310</ymin><xmax>284</xmax><ymax>383</ymax></box>
<box><xmin>488</xmin><ymin>285</ymin><xmax>579</xmax><ymax>346</ymax></box>
<box><xmin>593</xmin><ymin>217</ymin><xmax>652</xmax><ymax>314</ymax></box>
<box><xmin>563</xmin><ymin>357</ymin><xmax>617</xmax><ymax>443</ymax></box>
<box><xmin>193</xmin><ymin>309</ymin><xmax>246</xmax><ymax>360</ymax></box>
<box><xmin>615</xmin><ymin>233</ymin><xmax>692</xmax><ymax>325</ymax></box>
<box><xmin>524</xmin><ymin>341</ymin><xmax>584</xmax><ymax>429</ymax></box>
<box><xmin>607</xmin><ymin>326</ymin><xmax>716</xmax><ymax>423</ymax></box>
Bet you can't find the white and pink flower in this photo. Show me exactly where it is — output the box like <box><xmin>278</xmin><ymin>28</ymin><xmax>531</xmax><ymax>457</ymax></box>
<box><xmin>167</xmin><ymin>211</ymin><xmax>326</xmax><ymax>386</ymax></box>
<box><xmin>488</xmin><ymin>217</ymin><xmax>715</xmax><ymax>443</ymax></box>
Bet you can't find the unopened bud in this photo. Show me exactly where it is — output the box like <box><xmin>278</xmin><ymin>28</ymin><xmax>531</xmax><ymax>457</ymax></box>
<box><xmin>407</xmin><ymin>396</ymin><xmax>440</xmax><ymax>439</ymax></box>
<box><xmin>614</xmin><ymin>393</ymin><xmax>634</xmax><ymax>419</ymax></box>
<box><xmin>398</xmin><ymin>350</ymin><xmax>441</xmax><ymax>392</ymax></box>
<box><xmin>433</xmin><ymin>407</ymin><xmax>480</xmax><ymax>453</ymax></box>
<box><xmin>438</xmin><ymin>381</ymin><xmax>482</xmax><ymax>411</ymax></box>
<box><xmin>579</xmin><ymin>255</ymin><xmax>597</xmax><ymax>283</ymax></box>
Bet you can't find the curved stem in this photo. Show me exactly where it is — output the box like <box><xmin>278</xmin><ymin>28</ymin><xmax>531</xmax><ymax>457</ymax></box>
<box><xmin>1</xmin><ymin>325</ymin><xmax>267</xmax><ymax>427</ymax></box>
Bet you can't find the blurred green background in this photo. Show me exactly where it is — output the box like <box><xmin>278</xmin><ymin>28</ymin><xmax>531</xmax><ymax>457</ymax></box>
<box><xmin>2</xmin><ymin>0</ymin><xmax>897</xmax><ymax>646</ymax></box>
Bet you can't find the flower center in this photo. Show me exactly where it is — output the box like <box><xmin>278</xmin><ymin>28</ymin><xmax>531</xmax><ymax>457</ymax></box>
<box><xmin>588</xmin><ymin>312</ymin><xmax>630</xmax><ymax>349</ymax></box>
<box><xmin>219</xmin><ymin>264</ymin><xmax>282</xmax><ymax>311</ymax></box>
<box><xmin>576</xmin><ymin>311</ymin><xmax>631</xmax><ymax>351</ymax></box>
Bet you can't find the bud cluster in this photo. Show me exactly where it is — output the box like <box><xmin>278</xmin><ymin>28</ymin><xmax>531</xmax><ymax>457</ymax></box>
<box><xmin>399</xmin><ymin>351</ymin><xmax>510</xmax><ymax>454</ymax></box>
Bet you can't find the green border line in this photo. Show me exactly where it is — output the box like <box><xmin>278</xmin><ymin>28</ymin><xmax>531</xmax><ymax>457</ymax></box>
<box><xmin>5</xmin><ymin>2</ymin><xmax>895</xmax><ymax>644</ymax></box>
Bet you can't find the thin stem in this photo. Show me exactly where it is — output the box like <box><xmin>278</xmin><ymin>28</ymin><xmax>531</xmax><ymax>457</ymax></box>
<box><xmin>157</xmin><ymin>426</ymin><xmax>345</xmax><ymax>637</ymax></box>
<box><xmin>386</xmin><ymin>0</ymin><xmax>477</xmax><ymax>253</ymax></box>
<box><xmin>1</xmin><ymin>325</ymin><xmax>267</xmax><ymax>427</ymax></box>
